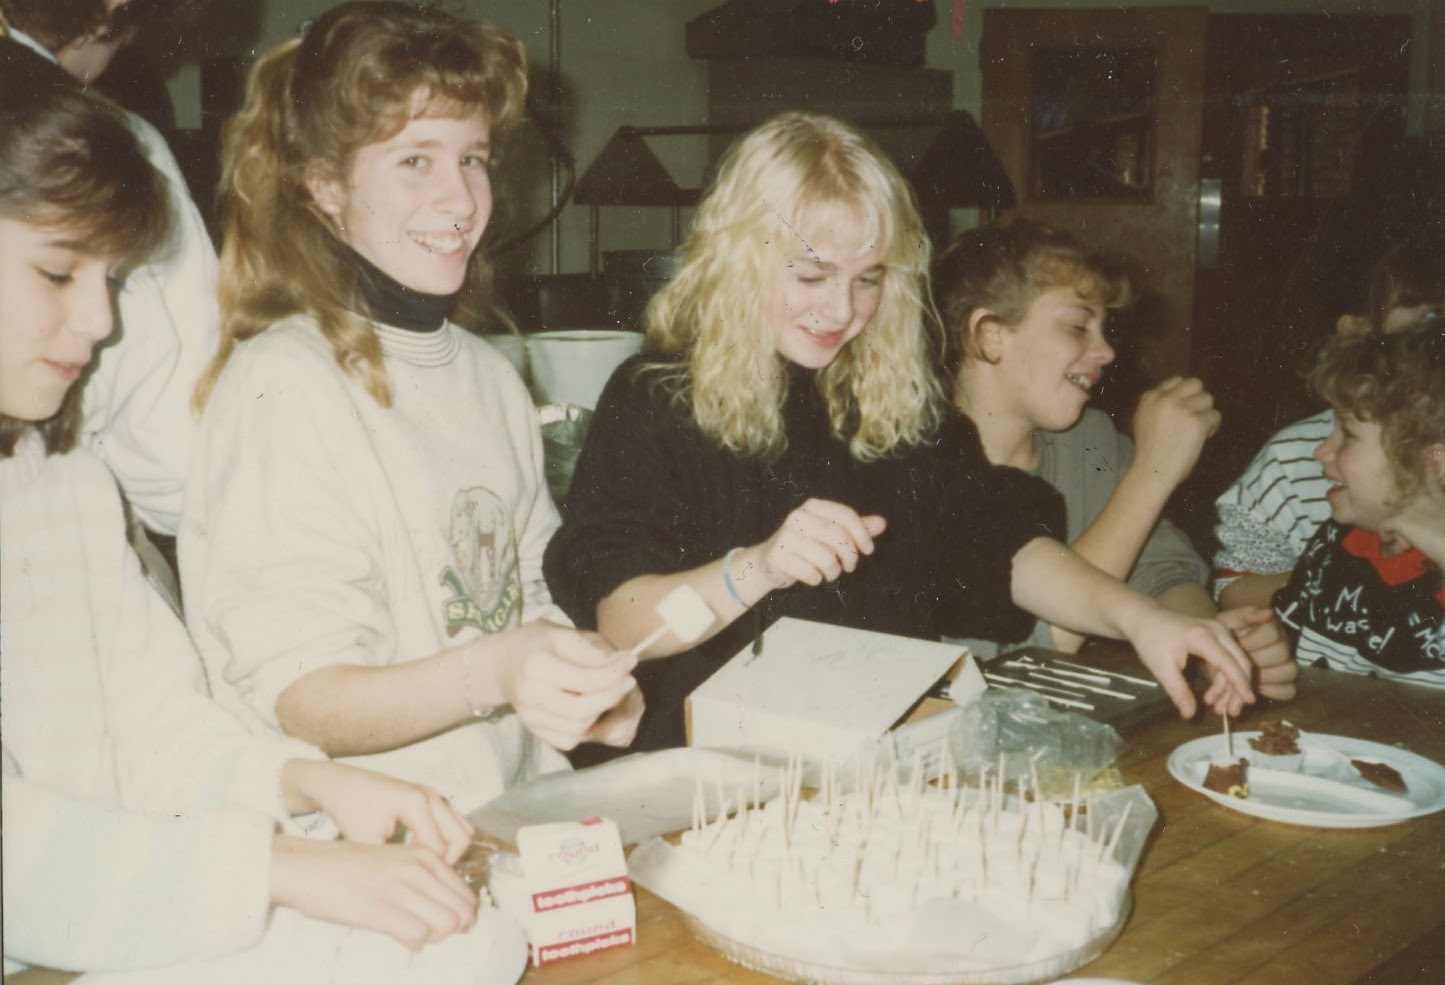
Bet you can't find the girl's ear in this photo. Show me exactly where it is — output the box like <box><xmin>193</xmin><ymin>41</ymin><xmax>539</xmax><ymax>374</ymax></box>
<box><xmin>303</xmin><ymin>160</ymin><xmax>344</xmax><ymax>219</ymax></box>
<box><xmin>969</xmin><ymin>308</ymin><xmax>1008</xmax><ymax>365</ymax></box>
<box><xmin>1426</xmin><ymin>444</ymin><xmax>1445</xmax><ymax>486</ymax></box>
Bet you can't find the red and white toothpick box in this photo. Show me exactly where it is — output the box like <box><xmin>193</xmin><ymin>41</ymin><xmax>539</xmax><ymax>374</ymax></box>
<box><xmin>514</xmin><ymin>817</ymin><xmax>636</xmax><ymax>967</ymax></box>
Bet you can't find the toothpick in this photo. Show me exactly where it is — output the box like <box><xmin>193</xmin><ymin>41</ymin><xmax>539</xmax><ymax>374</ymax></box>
<box><xmin>1070</xmin><ymin>771</ymin><xmax>1082</xmax><ymax>835</ymax></box>
<box><xmin>626</xmin><ymin>623</ymin><xmax>670</xmax><ymax>658</ymax></box>
<box><xmin>1102</xmin><ymin>801</ymin><xmax>1134</xmax><ymax>863</ymax></box>
<box><xmin>1052</xmin><ymin>657</ymin><xmax>1160</xmax><ymax>688</ymax></box>
<box><xmin>1026</xmin><ymin>667</ymin><xmax>1136</xmax><ymax>699</ymax></box>
<box><xmin>691</xmin><ymin>774</ymin><xmax>704</xmax><ymax>834</ymax></box>
<box><xmin>1223</xmin><ymin>711</ymin><xmax>1234</xmax><ymax>759</ymax></box>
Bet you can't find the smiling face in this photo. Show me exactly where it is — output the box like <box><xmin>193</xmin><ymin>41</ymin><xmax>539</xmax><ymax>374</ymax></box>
<box><xmin>0</xmin><ymin>216</ymin><xmax>116</xmax><ymax>421</ymax></box>
<box><xmin>1315</xmin><ymin>412</ymin><xmax>1406</xmax><ymax>531</ymax></box>
<box><xmin>989</xmin><ymin>284</ymin><xmax>1115</xmax><ymax>433</ymax></box>
<box><xmin>767</xmin><ymin>205</ymin><xmax>887</xmax><ymax>370</ymax></box>
<box><xmin>309</xmin><ymin>107</ymin><xmax>493</xmax><ymax>296</ymax></box>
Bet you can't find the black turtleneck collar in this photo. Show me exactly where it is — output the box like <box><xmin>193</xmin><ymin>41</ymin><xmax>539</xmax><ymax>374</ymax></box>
<box><xmin>351</xmin><ymin>248</ymin><xmax>457</xmax><ymax>333</ymax></box>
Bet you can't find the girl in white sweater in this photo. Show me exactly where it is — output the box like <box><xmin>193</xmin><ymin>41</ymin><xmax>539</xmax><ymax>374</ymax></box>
<box><xmin>1</xmin><ymin>38</ymin><xmax>520</xmax><ymax>983</ymax></box>
<box><xmin>182</xmin><ymin>2</ymin><xmax>641</xmax><ymax>808</ymax></box>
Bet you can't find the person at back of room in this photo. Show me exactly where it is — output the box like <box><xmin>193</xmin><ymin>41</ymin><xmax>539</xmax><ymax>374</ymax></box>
<box><xmin>1215</xmin><ymin>244</ymin><xmax>1445</xmax><ymax>611</ymax></box>
<box><xmin>181</xmin><ymin>1</ymin><xmax>642</xmax><ymax>814</ymax></box>
<box><xmin>544</xmin><ymin>111</ymin><xmax>1258</xmax><ymax>765</ymax></box>
<box><xmin>1</xmin><ymin>46</ymin><xmax>525</xmax><ymax>985</ymax></box>
<box><xmin>937</xmin><ymin>219</ymin><xmax>1296</xmax><ymax>700</ymax></box>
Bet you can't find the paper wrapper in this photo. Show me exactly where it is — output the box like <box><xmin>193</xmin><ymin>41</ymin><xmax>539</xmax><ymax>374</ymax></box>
<box><xmin>628</xmin><ymin>786</ymin><xmax>1156</xmax><ymax>985</ymax></box>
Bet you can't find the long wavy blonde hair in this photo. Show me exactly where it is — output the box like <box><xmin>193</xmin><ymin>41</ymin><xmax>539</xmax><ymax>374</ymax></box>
<box><xmin>644</xmin><ymin>112</ymin><xmax>943</xmax><ymax>461</ymax></box>
<box><xmin>194</xmin><ymin>1</ymin><xmax>527</xmax><ymax>412</ymax></box>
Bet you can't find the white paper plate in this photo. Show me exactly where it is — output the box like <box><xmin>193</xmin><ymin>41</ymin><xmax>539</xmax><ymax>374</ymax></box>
<box><xmin>1167</xmin><ymin>732</ymin><xmax>1445</xmax><ymax>828</ymax></box>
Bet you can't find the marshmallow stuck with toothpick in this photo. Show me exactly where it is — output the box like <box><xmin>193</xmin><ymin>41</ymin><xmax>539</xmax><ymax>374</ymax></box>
<box><xmin>629</xmin><ymin>585</ymin><xmax>716</xmax><ymax>656</ymax></box>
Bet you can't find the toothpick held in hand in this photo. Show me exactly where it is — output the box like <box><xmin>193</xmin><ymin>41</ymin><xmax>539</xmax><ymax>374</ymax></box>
<box><xmin>628</xmin><ymin>585</ymin><xmax>716</xmax><ymax>657</ymax></box>
<box><xmin>1222</xmin><ymin>711</ymin><xmax>1233</xmax><ymax>759</ymax></box>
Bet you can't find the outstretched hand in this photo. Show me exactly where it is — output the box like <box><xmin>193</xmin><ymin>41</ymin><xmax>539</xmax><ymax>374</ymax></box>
<box><xmin>281</xmin><ymin>760</ymin><xmax>473</xmax><ymax>864</ymax></box>
<box><xmin>755</xmin><ymin>498</ymin><xmax>886</xmax><ymax>590</ymax></box>
<box><xmin>1126</xmin><ymin>608</ymin><xmax>1256</xmax><ymax>718</ymax></box>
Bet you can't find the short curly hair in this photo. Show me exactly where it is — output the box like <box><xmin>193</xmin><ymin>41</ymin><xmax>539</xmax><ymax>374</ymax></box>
<box><xmin>933</xmin><ymin>218</ymin><xmax>1132</xmax><ymax>373</ymax></box>
<box><xmin>1311</xmin><ymin>317</ymin><xmax>1445</xmax><ymax>495</ymax></box>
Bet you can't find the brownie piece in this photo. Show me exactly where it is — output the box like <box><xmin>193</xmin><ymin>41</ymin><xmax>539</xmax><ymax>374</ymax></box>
<box><xmin>1204</xmin><ymin>758</ymin><xmax>1250</xmax><ymax>799</ymax></box>
<box><xmin>1351</xmin><ymin>759</ymin><xmax>1407</xmax><ymax>793</ymax></box>
<box><xmin>1248</xmin><ymin>719</ymin><xmax>1301</xmax><ymax>756</ymax></box>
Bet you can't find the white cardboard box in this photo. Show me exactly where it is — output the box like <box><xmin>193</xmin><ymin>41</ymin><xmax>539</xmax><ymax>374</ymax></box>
<box><xmin>684</xmin><ymin>617</ymin><xmax>982</xmax><ymax>763</ymax></box>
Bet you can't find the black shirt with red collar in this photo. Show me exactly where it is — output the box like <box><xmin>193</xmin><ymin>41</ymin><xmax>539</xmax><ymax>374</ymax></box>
<box><xmin>1274</xmin><ymin>520</ymin><xmax>1445</xmax><ymax>686</ymax></box>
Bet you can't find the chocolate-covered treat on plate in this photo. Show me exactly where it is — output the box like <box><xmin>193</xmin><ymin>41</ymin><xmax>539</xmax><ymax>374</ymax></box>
<box><xmin>1351</xmin><ymin>759</ymin><xmax>1407</xmax><ymax>793</ymax></box>
<box><xmin>1204</xmin><ymin>758</ymin><xmax>1250</xmax><ymax>798</ymax></box>
<box><xmin>1248</xmin><ymin>719</ymin><xmax>1303</xmax><ymax>772</ymax></box>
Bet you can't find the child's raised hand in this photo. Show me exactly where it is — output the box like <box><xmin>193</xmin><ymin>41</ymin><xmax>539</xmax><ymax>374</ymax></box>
<box><xmin>1130</xmin><ymin>377</ymin><xmax>1220</xmax><ymax>492</ymax></box>
<box><xmin>754</xmin><ymin>498</ymin><xmax>887</xmax><ymax>590</ymax></box>
<box><xmin>269</xmin><ymin>834</ymin><xmax>478</xmax><ymax>950</ymax></box>
<box><xmin>281</xmin><ymin>760</ymin><xmax>473</xmax><ymax>864</ymax></box>
<box><xmin>493</xmin><ymin>622</ymin><xmax>639</xmax><ymax>752</ymax></box>
<box><xmin>1217</xmin><ymin>606</ymin><xmax>1298</xmax><ymax>701</ymax></box>
<box><xmin>1125</xmin><ymin>607</ymin><xmax>1256</xmax><ymax>718</ymax></box>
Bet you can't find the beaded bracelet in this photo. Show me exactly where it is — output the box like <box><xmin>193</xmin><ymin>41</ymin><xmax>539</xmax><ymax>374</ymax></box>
<box><xmin>723</xmin><ymin>547</ymin><xmax>747</xmax><ymax>607</ymax></box>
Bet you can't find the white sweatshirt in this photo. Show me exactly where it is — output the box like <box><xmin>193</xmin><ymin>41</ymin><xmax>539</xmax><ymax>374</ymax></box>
<box><xmin>181</xmin><ymin>317</ymin><xmax>569</xmax><ymax>812</ymax></box>
<box><xmin>0</xmin><ymin>434</ymin><xmax>310</xmax><ymax>973</ymax></box>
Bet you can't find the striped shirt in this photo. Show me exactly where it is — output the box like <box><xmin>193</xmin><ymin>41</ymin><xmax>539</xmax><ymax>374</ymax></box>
<box><xmin>1214</xmin><ymin>410</ymin><xmax>1335</xmax><ymax>595</ymax></box>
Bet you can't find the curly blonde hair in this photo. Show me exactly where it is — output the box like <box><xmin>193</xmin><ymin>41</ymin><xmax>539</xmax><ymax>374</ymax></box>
<box><xmin>194</xmin><ymin>1</ymin><xmax>527</xmax><ymax>412</ymax></box>
<box><xmin>643</xmin><ymin>111</ymin><xmax>942</xmax><ymax>461</ymax></box>
<box><xmin>1312</xmin><ymin>318</ymin><xmax>1445</xmax><ymax>496</ymax></box>
<box><xmin>933</xmin><ymin>219</ymin><xmax>1133</xmax><ymax>373</ymax></box>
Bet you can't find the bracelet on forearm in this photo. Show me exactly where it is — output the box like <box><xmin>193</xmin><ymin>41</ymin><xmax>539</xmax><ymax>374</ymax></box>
<box><xmin>723</xmin><ymin>547</ymin><xmax>747</xmax><ymax>607</ymax></box>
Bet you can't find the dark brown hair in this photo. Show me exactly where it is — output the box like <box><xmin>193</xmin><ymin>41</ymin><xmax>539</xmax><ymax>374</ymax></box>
<box><xmin>0</xmin><ymin>40</ymin><xmax>169</xmax><ymax>456</ymax></box>
<box><xmin>0</xmin><ymin>0</ymin><xmax>192</xmax><ymax>50</ymax></box>
<box><xmin>933</xmin><ymin>219</ymin><xmax>1132</xmax><ymax>373</ymax></box>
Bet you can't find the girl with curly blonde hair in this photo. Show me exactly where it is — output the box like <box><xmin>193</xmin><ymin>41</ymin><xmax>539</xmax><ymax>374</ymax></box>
<box><xmin>181</xmin><ymin>2</ymin><xmax>642</xmax><ymax>815</ymax></box>
<box><xmin>546</xmin><ymin>112</ymin><xmax>1258</xmax><ymax>759</ymax></box>
<box><xmin>1273</xmin><ymin>319</ymin><xmax>1445</xmax><ymax>683</ymax></box>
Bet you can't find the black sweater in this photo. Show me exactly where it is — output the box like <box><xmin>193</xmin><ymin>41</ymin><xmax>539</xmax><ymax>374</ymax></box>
<box><xmin>544</xmin><ymin>356</ymin><xmax>1065</xmax><ymax>755</ymax></box>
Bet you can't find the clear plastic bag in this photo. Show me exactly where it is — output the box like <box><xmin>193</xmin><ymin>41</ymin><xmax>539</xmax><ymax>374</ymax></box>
<box><xmin>949</xmin><ymin>689</ymin><xmax>1124</xmax><ymax>793</ymax></box>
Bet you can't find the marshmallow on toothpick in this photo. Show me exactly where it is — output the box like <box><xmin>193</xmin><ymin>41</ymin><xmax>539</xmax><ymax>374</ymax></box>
<box><xmin>628</xmin><ymin>585</ymin><xmax>716</xmax><ymax>657</ymax></box>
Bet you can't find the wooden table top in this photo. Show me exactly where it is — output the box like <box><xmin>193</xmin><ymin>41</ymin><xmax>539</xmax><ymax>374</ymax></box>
<box><xmin>522</xmin><ymin>653</ymin><xmax>1445</xmax><ymax>985</ymax></box>
<box><xmin>11</xmin><ymin>652</ymin><xmax>1443</xmax><ymax>985</ymax></box>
